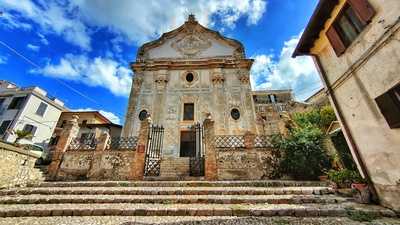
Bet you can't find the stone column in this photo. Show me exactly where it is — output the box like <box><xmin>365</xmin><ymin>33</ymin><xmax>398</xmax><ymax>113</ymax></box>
<box><xmin>211</xmin><ymin>69</ymin><xmax>225</xmax><ymax>135</ymax></box>
<box><xmin>244</xmin><ymin>131</ymin><xmax>255</xmax><ymax>149</ymax></box>
<box><xmin>87</xmin><ymin>132</ymin><xmax>110</xmax><ymax>180</ymax></box>
<box><xmin>122</xmin><ymin>74</ymin><xmax>143</xmax><ymax>137</ymax></box>
<box><xmin>130</xmin><ymin>118</ymin><xmax>151</xmax><ymax>180</ymax></box>
<box><xmin>204</xmin><ymin>118</ymin><xmax>218</xmax><ymax>180</ymax></box>
<box><xmin>47</xmin><ymin>115</ymin><xmax>80</xmax><ymax>180</ymax></box>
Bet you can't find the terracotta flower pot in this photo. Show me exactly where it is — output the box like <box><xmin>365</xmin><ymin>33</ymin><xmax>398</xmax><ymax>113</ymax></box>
<box><xmin>351</xmin><ymin>183</ymin><xmax>368</xmax><ymax>191</ymax></box>
<box><xmin>351</xmin><ymin>183</ymin><xmax>370</xmax><ymax>204</ymax></box>
<box><xmin>318</xmin><ymin>175</ymin><xmax>328</xmax><ymax>181</ymax></box>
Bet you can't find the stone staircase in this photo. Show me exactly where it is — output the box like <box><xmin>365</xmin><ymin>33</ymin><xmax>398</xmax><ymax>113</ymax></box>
<box><xmin>0</xmin><ymin>180</ymin><xmax>396</xmax><ymax>220</ymax></box>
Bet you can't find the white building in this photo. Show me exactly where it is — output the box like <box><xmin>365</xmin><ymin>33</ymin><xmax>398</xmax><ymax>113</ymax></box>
<box><xmin>0</xmin><ymin>80</ymin><xmax>66</xmax><ymax>149</ymax></box>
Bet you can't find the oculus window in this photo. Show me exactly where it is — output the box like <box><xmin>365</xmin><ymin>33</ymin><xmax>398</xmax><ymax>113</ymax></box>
<box><xmin>138</xmin><ymin>110</ymin><xmax>148</xmax><ymax>121</ymax></box>
<box><xmin>231</xmin><ymin>108</ymin><xmax>240</xmax><ymax>120</ymax></box>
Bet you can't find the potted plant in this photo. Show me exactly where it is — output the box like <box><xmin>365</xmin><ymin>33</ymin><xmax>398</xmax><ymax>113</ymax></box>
<box><xmin>318</xmin><ymin>169</ymin><xmax>328</xmax><ymax>181</ymax></box>
<box><xmin>13</xmin><ymin>130</ymin><xmax>33</xmax><ymax>147</ymax></box>
<box><xmin>351</xmin><ymin>173</ymin><xmax>370</xmax><ymax>204</ymax></box>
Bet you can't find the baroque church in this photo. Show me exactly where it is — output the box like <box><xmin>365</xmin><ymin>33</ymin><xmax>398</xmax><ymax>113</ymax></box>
<box><xmin>123</xmin><ymin>15</ymin><xmax>259</xmax><ymax>159</ymax></box>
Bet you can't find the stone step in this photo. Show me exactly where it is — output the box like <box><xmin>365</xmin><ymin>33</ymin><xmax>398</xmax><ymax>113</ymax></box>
<box><xmin>2</xmin><ymin>216</ymin><xmax>400</xmax><ymax>225</ymax></box>
<box><xmin>0</xmin><ymin>203</ymin><xmax>395</xmax><ymax>218</ymax></box>
<box><xmin>0</xmin><ymin>186</ymin><xmax>334</xmax><ymax>196</ymax></box>
<box><xmin>29</xmin><ymin>180</ymin><xmax>329</xmax><ymax>188</ymax></box>
<box><xmin>0</xmin><ymin>194</ymin><xmax>350</xmax><ymax>205</ymax></box>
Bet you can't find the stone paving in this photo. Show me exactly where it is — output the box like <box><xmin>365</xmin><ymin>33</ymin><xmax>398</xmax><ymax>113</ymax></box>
<box><xmin>0</xmin><ymin>216</ymin><xmax>399</xmax><ymax>225</ymax></box>
<box><xmin>0</xmin><ymin>180</ymin><xmax>397</xmax><ymax>224</ymax></box>
<box><xmin>0</xmin><ymin>186</ymin><xmax>334</xmax><ymax>196</ymax></box>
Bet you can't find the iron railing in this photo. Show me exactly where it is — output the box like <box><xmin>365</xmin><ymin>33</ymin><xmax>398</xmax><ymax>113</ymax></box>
<box><xmin>144</xmin><ymin>125</ymin><xmax>164</xmax><ymax>176</ymax></box>
<box><xmin>68</xmin><ymin>137</ymin><xmax>97</xmax><ymax>150</ymax></box>
<box><xmin>254</xmin><ymin>135</ymin><xmax>273</xmax><ymax>148</ymax></box>
<box><xmin>214</xmin><ymin>135</ymin><xmax>245</xmax><ymax>148</ymax></box>
<box><xmin>106</xmin><ymin>136</ymin><xmax>138</xmax><ymax>150</ymax></box>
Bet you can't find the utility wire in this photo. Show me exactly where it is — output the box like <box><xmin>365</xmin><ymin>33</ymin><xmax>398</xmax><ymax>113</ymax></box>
<box><xmin>0</xmin><ymin>40</ymin><xmax>99</xmax><ymax>105</ymax></box>
<box><xmin>0</xmin><ymin>40</ymin><xmax>126</xmax><ymax>120</ymax></box>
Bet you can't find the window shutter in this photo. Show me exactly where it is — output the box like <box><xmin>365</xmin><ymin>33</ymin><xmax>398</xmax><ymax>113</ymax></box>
<box><xmin>375</xmin><ymin>92</ymin><xmax>400</xmax><ymax>129</ymax></box>
<box><xmin>347</xmin><ymin>0</ymin><xmax>376</xmax><ymax>24</ymax></box>
<box><xmin>326</xmin><ymin>25</ymin><xmax>346</xmax><ymax>56</ymax></box>
<box><xmin>31</xmin><ymin>126</ymin><xmax>37</xmax><ymax>136</ymax></box>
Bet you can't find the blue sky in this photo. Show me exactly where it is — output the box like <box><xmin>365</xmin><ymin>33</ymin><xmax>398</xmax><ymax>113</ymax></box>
<box><xmin>0</xmin><ymin>0</ymin><xmax>322</xmax><ymax>124</ymax></box>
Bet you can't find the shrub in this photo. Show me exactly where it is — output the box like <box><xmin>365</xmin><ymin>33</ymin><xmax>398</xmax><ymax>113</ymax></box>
<box><xmin>292</xmin><ymin>105</ymin><xmax>336</xmax><ymax>132</ymax></box>
<box><xmin>274</xmin><ymin>125</ymin><xmax>331</xmax><ymax>180</ymax></box>
<box><xmin>327</xmin><ymin>169</ymin><xmax>365</xmax><ymax>188</ymax></box>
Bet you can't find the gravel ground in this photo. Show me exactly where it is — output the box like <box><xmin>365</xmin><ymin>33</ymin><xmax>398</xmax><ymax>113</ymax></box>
<box><xmin>0</xmin><ymin>216</ymin><xmax>399</xmax><ymax>225</ymax></box>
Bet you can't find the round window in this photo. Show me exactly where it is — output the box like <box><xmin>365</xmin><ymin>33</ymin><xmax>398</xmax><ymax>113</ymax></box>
<box><xmin>186</xmin><ymin>72</ymin><xmax>194</xmax><ymax>82</ymax></box>
<box><xmin>231</xmin><ymin>108</ymin><xmax>240</xmax><ymax>120</ymax></box>
<box><xmin>138</xmin><ymin>110</ymin><xmax>148</xmax><ymax>121</ymax></box>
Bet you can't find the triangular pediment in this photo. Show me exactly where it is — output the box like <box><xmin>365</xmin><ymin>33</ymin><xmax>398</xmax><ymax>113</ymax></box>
<box><xmin>136</xmin><ymin>16</ymin><xmax>245</xmax><ymax>61</ymax></box>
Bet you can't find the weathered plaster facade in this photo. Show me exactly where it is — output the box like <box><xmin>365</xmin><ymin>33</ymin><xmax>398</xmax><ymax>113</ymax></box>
<box><xmin>294</xmin><ymin>0</ymin><xmax>400</xmax><ymax>211</ymax></box>
<box><xmin>0</xmin><ymin>142</ymin><xmax>44</xmax><ymax>188</ymax></box>
<box><xmin>123</xmin><ymin>15</ymin><xmax>257</xmax><ymax>158</ymax></box>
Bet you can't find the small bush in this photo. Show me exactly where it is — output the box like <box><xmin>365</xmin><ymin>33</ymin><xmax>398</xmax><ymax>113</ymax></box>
<box><xmin>347</xmin><ymin>210</ymin><xmax>379</xmax><ymax>222</ymax></box>
<box><xmin>274</xmin><ymin>125</ymin><xmax>331</xmax><ymax>180</ymax></box>
<box><xmin>327</xmin><ymin>169</ymin><xmax>364</xmax><ymax>188</ymax></box>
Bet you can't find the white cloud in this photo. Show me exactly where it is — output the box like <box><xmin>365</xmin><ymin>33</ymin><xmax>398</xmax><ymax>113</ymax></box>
<box><xmin>68</xmin><ymin>0</ymin><xmax>267</xmax><ymax>45</ymax></box>
<box><xmin>0</xmin><ymin>55</ymin><xmax>8</xmax><ymax>64</ymax></box>
<box><xmin>26</xmin><ymin>44</ymin><xmax>40</xmax><ymax>51</ymax></box>
<box><xmin>37</xmin><ymin>33</ymin><xmax>49</xmax><ymax>45</ymax></box>
<box><xmin>30</xmin><ymin>54</ymin><xmax>132</xmax><ymax>97</ymax></box>
<box><xmin>250</xmin><ymin>34</ymin><xmax>322</xmax><ymax>100</ymax></box>
<box><xmin>2</xmin><ymin>0</ymin><xmax>266</xmax><ymax>50</ymax></box>
<box><xmin>73</xmin><ymin>108</ymin><xmax>121</xmax><ymax>125</ymax></box>
<box><xmin>1</xmin><ymin>0</ymin><xmax>91</xmax><ymax>50</ymax></box>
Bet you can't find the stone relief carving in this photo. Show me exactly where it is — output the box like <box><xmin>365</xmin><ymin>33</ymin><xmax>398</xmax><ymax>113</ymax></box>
<box><xmin>171</xmin><ymin>34</ymin><xmax>212</xmax><ymax>57</ymax></box>
<box><xmin>166</xmin><ymin>105</ymin><xmax>178</xmax><ymax>121</ymax></box>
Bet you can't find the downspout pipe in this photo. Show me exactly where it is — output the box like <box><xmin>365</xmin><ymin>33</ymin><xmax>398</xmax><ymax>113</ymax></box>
<box><xmin>311</xmin><ymin>54</ymin><xmax>378</xmax><ymax>202</ymax></box>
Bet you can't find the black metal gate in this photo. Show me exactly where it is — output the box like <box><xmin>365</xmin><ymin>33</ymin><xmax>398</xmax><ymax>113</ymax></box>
<box><xmin>144</xmin><ymin>125</ymin><xmax>164</xmax><ymax>176</ymax></box>
<box><xmin>189</xmin><ymin>122</ymin><xmax>205</xmax><ymax>176</ymax></box>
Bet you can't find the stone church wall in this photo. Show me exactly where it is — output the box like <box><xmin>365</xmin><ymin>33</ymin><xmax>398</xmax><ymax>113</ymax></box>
<box><xmin>57</xmin><ymin>150</ymin><xmax>136</xmax><ymax>181</ymax></box>
<box><xmin>217</xmin><ymin>148</ymin><xmax>277</xmax><ymax>180</ymax></box>
<box><xmin>129</xmin><ymin>67</ymin><xmax>257</xmax><ymax>158</ymax></box>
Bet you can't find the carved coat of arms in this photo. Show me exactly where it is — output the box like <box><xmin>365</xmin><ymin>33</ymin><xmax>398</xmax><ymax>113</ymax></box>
<box><xmin>171</xmin><ymin>34</ymin><xmax>211</xmax><ymax>57</ymax></box>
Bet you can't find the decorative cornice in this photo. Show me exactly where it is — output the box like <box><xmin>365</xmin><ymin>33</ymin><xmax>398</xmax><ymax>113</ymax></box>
<box><xmin>131</xmin><ymin>58</ymin><xmax>253</xmax><ymax>72</ymax></box>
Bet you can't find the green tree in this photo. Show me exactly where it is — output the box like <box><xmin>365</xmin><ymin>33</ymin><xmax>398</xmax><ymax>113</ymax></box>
<box><xmin>292</xmin><ymin>105</ymin><xmax>336</xmax><ymax>131</ymax></box>
<box><xmin>14</xmin><ymin>130</ymin><xmax>33</xmax><ymax>144</ymax></box>
<box><xmin>274</xmin><ymin>124</ymin><xmax>331</xmax><ymax>180</ymax></box>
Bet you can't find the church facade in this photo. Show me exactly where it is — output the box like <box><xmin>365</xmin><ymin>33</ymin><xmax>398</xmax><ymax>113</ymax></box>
<box><xmin>123</xmin><ymin>15</ymin><xmax>258</xmax><ymax>158</ymax></box>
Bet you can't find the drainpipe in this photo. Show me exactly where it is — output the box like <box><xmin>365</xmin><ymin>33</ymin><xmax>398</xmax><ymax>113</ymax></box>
<box><xmin>311</xmin><ymin>54</ymin><xmax>378</xmax><ymax>202</ymax></box>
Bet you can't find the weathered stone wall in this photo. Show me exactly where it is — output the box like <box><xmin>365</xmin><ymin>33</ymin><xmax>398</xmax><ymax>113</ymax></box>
<box><xmin>57</xmin><ymin>151</ymin><xmax>92</xmax><ymax>180</ymax></box>
<box><xmin>217</xmin><ymin>148</ymin><xmax>277</xmax><ymax>180</ymax></box>
<box><xmin>0</xmin><ymin>142</ymin><xmax>44</xmax><ymax>188</ymax></box>
<box><xmin>310</xmin><ymin>0</ymin><xmax>400</xmax><ymax>211</ymax></box>
<box><xmin>160</xmin><ymin>157</ymin><xmax>190</xmax><ymax>178</ymax></box>
<box><xmin>57</xmin><ymin>150</ymin><xmax>136</xmax><ymax>181</ymax></box>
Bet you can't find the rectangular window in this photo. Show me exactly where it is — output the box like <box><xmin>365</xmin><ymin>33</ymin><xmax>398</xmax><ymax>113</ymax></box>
<box><xmin>0</xmin><ymin>120</ymin><xmax>12</xmax><ymax>136</ymax></box>
<box><xmin>183</xmin><ymin>103</ymin><xmax>194</xmax><ymax>121</ymax></box>
<box><xmin>35</xmin><ymin>102</ymin><xmax>48</xmax><ymax>116</ymax></box>
<box><xmin>335</xmin><ymin>5</ymin><xmax>365</xmax><ymax>47</ymax></box>
<box><xmin>22</xmin><ymin>124</ymin><xmax>37</xmax><ymax>138</ymax></box>
<box><xmin>0</xmin><ymin>98</ymin><xmax>5</xmax><ymax>107</ymax></box>
<box><xmin>375</xmin><ymin>84</ymin><xmax>400</xmax><ymax>129</ymax></box>
<box><xmin>326</xmin><ymin>0</ymin><xmax>375</xmax><ymax>56</ymax></box>
<box><xmin>8</xmin><ymin>96</ymin><xmax>26</xmax><ymax>110</ymax></box>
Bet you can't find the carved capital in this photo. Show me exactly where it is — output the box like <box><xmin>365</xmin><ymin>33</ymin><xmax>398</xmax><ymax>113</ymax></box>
<box><xmin>134</xmin><ymin>77</ymin><xmax>143</xmax><ymax>86</ymax></box>
<box><xmin>211</xmin><ymin>71</ymin><xmax>225</xmax><ymax>85</ymax></box>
